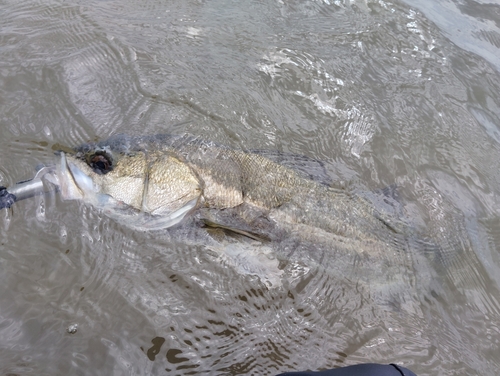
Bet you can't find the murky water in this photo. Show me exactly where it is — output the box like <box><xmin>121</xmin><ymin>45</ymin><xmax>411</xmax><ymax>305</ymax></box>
<box><xmin>1</xmin><ymin>0</ymin><xmax>500</xmax><ymax>375</ymax></box>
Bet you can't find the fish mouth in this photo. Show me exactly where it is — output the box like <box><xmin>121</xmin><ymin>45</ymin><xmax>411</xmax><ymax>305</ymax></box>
<box><xmin>56</xmin><ymin>151</ymin><xmax>96</xmax><ymax>200</ymax></box>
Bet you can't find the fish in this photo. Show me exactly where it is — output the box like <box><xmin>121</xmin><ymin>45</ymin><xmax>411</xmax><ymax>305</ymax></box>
<box><xmin>0</xmin><ymin>133</ymin><xmax>411</xmax><ymax>249</ymax></box>
<box><xmin>1</xmin><ymin>134</ymin><xmax>427</xmax><ymax>291</ymax></box>
<box><xmin>56</xmin><ymin>135</ymin><xmax>402</xmax><ymax>239</ymax></box>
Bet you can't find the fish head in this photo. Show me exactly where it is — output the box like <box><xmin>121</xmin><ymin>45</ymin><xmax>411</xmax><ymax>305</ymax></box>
<box><xmin>51</xmin><ymin>142</ymin><xmax>203</xmax><ymax>229</ymax></box>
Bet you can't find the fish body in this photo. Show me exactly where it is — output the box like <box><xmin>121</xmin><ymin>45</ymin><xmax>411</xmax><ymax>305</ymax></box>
<box><xmin>1</xmin><ymin>134</ymin><xmax>421</xmax><ymax>290</ymax></box>
<box><xmin>60</xmin><ymin>134</ymin><xmax>400</xmax><ymax>245</ymax></box>
<box><xmin>51</xmin><ymin>133</ymin><xmax>418</xmax><ymax>286</ymax></box>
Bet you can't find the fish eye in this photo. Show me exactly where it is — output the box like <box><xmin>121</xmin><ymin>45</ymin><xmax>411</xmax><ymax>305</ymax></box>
<box><xmin>87</xmin><ymin>153</ymin><xmax>113</xmax><ymax>174</ymax></box>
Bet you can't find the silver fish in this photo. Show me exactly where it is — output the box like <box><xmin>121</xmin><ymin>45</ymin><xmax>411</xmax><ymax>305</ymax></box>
<box><xmin>2</xmin><ymin>134</ymin><xmax>407</xmax><ymax>244</ymax></box>
<box><xmin>1</xmin><ymin>134</ymin><xmax>427</xmax><ymax>291</ymax></box>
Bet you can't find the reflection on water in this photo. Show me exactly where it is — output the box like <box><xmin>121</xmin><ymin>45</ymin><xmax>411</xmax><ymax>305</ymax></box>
<box><xmin>1</xmin><ymin>0</ymin><xmax>500</xmax><ymax>375</ymax></box>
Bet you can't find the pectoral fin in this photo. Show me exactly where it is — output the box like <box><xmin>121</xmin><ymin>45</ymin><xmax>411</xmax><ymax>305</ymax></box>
<box><xmin>201</xmin><ymin>219</ymin><xmax>270</xmax><ymax>242</ymax></box>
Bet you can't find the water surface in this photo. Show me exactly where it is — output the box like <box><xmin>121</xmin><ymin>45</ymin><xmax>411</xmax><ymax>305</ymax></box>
<box><xmin>1</xmin><ymin>0</ymin><xmax>500</xmax><ymax>375</ymax></box>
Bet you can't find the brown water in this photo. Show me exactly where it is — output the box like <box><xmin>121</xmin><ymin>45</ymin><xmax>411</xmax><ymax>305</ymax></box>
<box><xmin>1</xmin><ymin>0</ymin><xmax>500</xmax><ymax>375</ymax></box>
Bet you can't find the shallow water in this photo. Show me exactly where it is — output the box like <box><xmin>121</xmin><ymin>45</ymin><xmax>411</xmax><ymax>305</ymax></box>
<box><xmin>1</xmin><ymin>0</ymin><xmax>500</xmax><ymax>375</ymax></box>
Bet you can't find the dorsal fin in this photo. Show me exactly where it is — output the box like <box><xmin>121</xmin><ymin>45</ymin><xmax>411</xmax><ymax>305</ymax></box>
<box><xmin>250</xmin><ymin>149</ymin><xmax>333</xmax><ymax>186</ymax></box>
